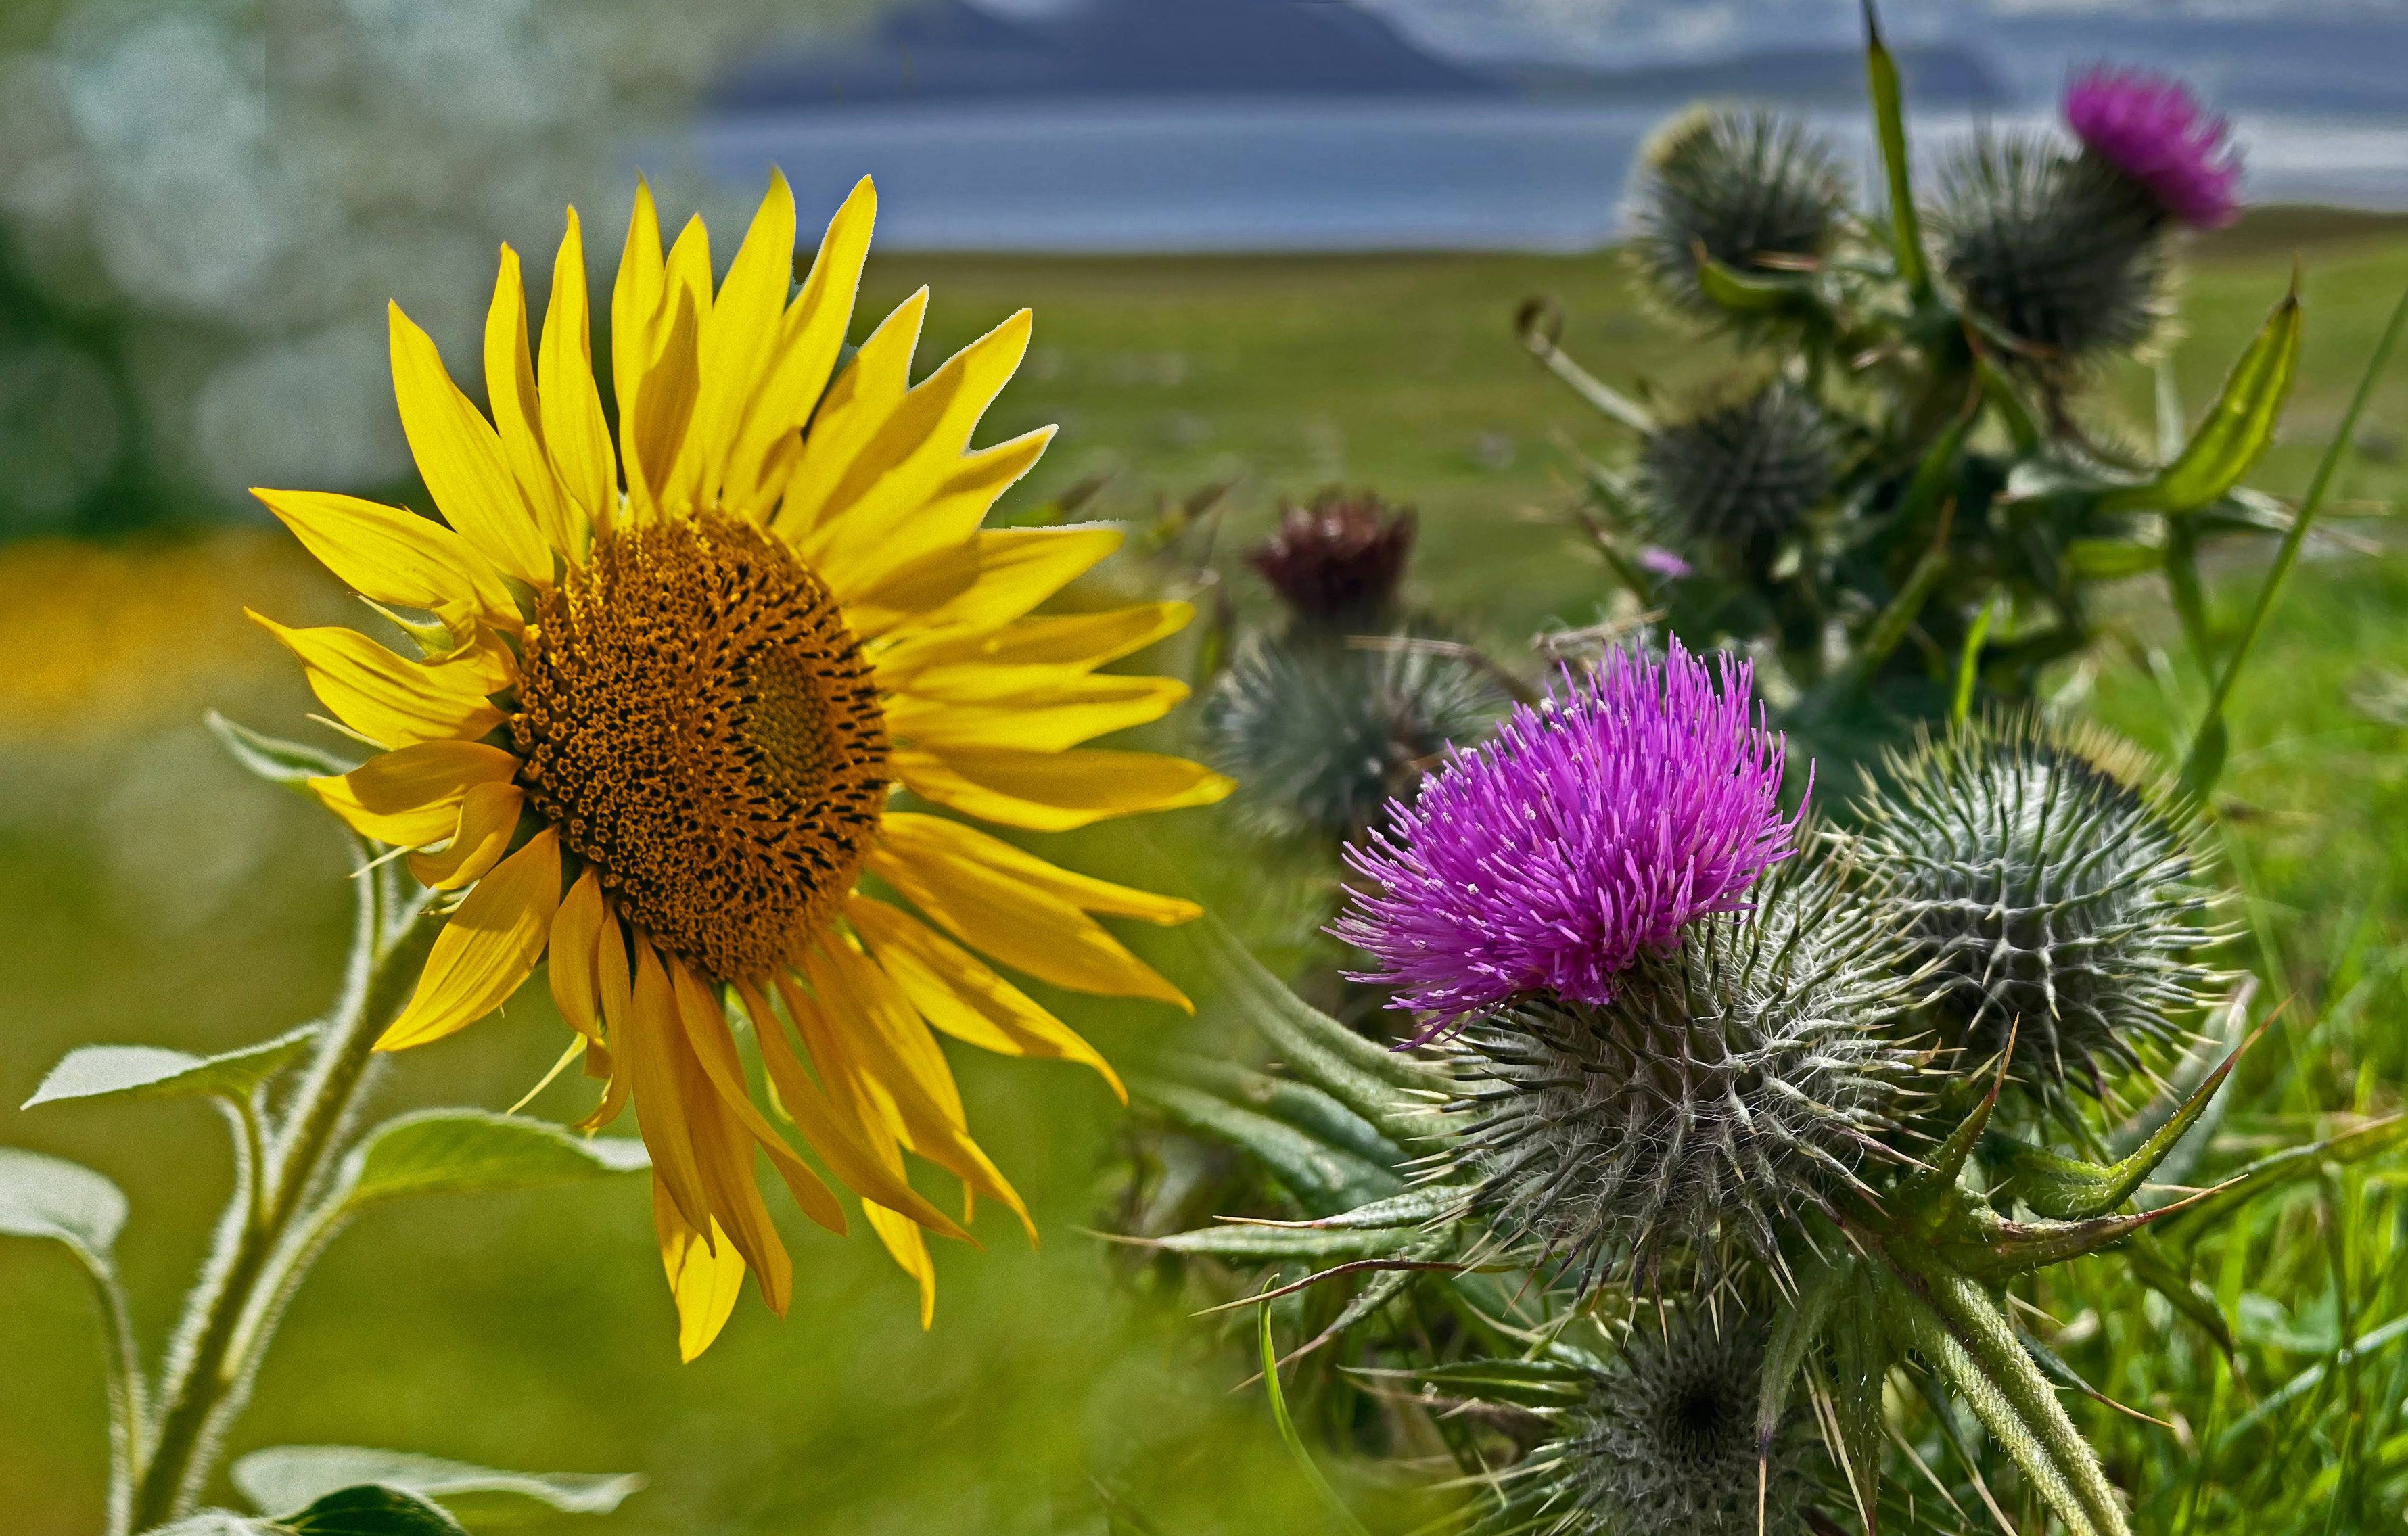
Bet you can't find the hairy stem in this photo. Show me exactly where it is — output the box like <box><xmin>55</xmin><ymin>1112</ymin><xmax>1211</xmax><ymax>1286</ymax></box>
<box><xmin>129</xmin><ymin>855</ymin><xmax>433</xmax><ymax>1529</ymax></box>
<box><xmin>91</xmin><ymin>1259</ymin><xmax>145</xmax><ymax>1536</ymax></box>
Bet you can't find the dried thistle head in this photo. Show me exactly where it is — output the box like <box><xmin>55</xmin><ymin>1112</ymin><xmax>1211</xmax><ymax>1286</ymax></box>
<box><xmin>1629</xmin><ymin>108</ymin><xmax>1849</xmax><ymax>331</ymax></box>
<box><xmin>1843</xmin><ymin>712</ymin><xmax>2229</xmax><ymax>1097</ymax></box>
<box><xmin>1445</xmin><ymin>852</ymin><xmax>1926</xmax><ymax>1290</ymax></box>
<box><xmin>1247</xmin><ymin>488</ymin><xmax>1418</xmax><ymax>631</ymax></box>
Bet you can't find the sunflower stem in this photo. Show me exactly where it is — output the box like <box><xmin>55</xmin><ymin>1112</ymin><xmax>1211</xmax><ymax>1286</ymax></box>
<box><xmin>129</xmin><ymin>844</ymin><xmax>434</xmax><ymax>1529</ymax></box>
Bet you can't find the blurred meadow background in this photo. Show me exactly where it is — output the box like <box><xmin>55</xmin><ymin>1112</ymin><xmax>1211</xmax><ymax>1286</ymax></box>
<box><xmin>11</xmin><ymin>1</ymin><xmax>2408</xmax><ymax>1532</ymax></box>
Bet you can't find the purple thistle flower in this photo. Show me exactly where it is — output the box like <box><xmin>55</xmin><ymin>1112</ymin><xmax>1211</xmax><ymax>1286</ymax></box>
<box><xmin>2064</xmin><ymin>66</ymin><xmax>2242</xmax><ymax>230</ymax></box>
<box><xmin>1334</xmin><ymin>639</ymin><xmax>1799</xmax><ymax>1031</ymax></box>
<box><xmin>1636</xmin><ymin>545</ymin><xmax>1693</xmax><ymax>580</ymax></box>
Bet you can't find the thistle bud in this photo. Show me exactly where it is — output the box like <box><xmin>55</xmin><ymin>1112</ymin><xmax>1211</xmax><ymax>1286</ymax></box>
<box><xmin>1196</xmin><ymin>631</ymin><xmax>1506</xmax><ymax>845</ymax></box>
<box><xmin>1446</xmin><ymin>852</ymin><xmax>1924</xmax><ymax>1289</ymax></box>
<box><xmin>1528</xmin><ymin>1313</ymin><xmax>1809</xmax><ymax>1536</ymax></box>
<box><xmin>1246</xmin><ymin>490</ymin><xmax>1417</xmax><ymax>632</ymax></box>
<box><xmin>1638</xmin><ymin>383</ymin><xmax>1840</xmax><ymax>573</ymax></box>
<box><xmin>1843</xmin><ymin>714</ymin><xmax>2228</xmax><ymax>1096</ymax></box>
<box><xmin>1934</xmin><ymin>135</ymin><xmax>2174</xmax><ymax>369</ymax></box>
<box><xmin>1629</xmin><ymin>108</ymin><xmax>1849</xmax><ymax>329</ymax></box>
<box><xmin>2066</xmin><ymin>66</ymin><xmax>2242</xmax><ymax>231</ymax></box>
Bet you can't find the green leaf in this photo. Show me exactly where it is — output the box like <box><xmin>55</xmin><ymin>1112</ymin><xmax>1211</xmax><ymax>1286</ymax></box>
<box><xmin>277</xmin><ymin>1485</ymin><xmax>467</xmax><ymax>1536</ymax></box>
<box><xmin>2158</xmin><ymin>1114</ymin><xmax>2408</xmax><ymax>1247</ymax></box>
<box><xmin>1987</xmin><ymin>1025</ymin><xmax>2251</xmax><ymax>1220</ymax></box>
<box><xmin>1184</xmin><ymin>914</ymin><xmax>1443</xmax><ymax>1150</ymax></box>
<box><xmin>1692</xmin><ymin>247</ymin><xmax>1812</xmax><ymax>315</ymax></box>
<box><xmin>1863</xmin><ymin>0</ymin><xmax>1927</xmax><ymax>294</ymax></box>
<box><xmin>140</xmin><ymin>1514</ymin><xmax>264</xmax><ymax>1535</ymax></box>
<box><xmin>234</xmin><ymin>1448</ymin><xmax>643</xmax><ymax>1522</ymax></box>
<box><xmin>1158</xmin><ymin>1055</ymin><xmax>1404</xmax><ymax>1170</ymax></box>
<box><xmin>1132</xmin><ymin>1077</ymin><xmax>1402</xmax><ymax>1216</ymax></box>
<box><xmin>1414</xmin><ymin>1357</ymin><xmax>1594</xmax><ymax>1409</ymax></box>
<box><xmin>1144</xmin><ymin>1223</ymin><xmax>1429</xmax><ymax>1263</ymax></box>
<box><xmin>24</xmin><ymin>1027</ymin><xmax>319</xmax><ymax>1111</ymax></box>
<box><xmin>2066</xmin><ymin>536</ymin><xmax>2168</xmax><ymax>578</ymax></box>
<box><xmin>206</xmin><ymin>711</ymin><xmax>358</xmax><ymax>788</ymax></box>
<box><xmin>1951</xmin><ymin>595</ymin><xmax>1998</xmax><ymax>726</ymax></box>
<box><xmin>2102</xmin><ymin>281</ymin><xmax>2301</xmax><ymax>517</ymax></box>
<box><xmin>1261</xmin><ymin>1298</ymin><xmax>1375</xmax><ymax>1536</ymax></box>
<box><xmin>0</xmin><ymin>1145</ymin><xmax>127</xmax><ymax>1262</ymax></box>
<box><xmin>340</xmin><ymin>1111</ymin><xmax>648</xmax><ymax>1210</ymax></box>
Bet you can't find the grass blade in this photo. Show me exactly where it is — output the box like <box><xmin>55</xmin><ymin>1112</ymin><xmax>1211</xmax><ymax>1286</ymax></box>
<box><xmin>1261</xmin><ymin>1299</ymin><xmax>1376</xmax><ymax>1536</ymax></box>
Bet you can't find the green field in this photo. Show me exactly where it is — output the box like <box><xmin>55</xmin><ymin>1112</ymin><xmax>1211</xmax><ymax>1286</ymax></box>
<box><xmin>7</xmin><ymin>212</ymin><xmax>2408</xmax><ymax>1533</ymax></box>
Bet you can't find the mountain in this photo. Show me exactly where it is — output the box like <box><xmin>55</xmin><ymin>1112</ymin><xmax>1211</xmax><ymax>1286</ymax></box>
<box><xmin>712</xmin><ymin>0</ymin><xmax>1506</xmax><ymax>111</ymax></box>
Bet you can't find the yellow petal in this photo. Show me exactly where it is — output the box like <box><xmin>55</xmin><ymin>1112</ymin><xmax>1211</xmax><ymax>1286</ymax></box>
<box><xmin>653</xmin><ymin>1180</ymin><xmax>745</xmax><ymax>1363</ymax></box>
<box><xmin>772</xmin><ymin>287</ymin><xmax>927</xmax><ymax>548</ymax></box>
<box><xmin>866</xmin><ymin>829</ymin><xmax>1191</xmax><ymax>1009</ymax></box>
<box><xmin>880</xmin><ymin>812</ymin><xmax>1199</xmax><ymax>923</ymax></box>
<box><xmin>377</xmin><ymin>827</ymin><xmax>559</xmax><ymax>1050</ymax></box>
<box><xmin>863</xmin><ymin>1199</ymin><xmax>939</xmax><ymax>1329</ymax></box>
<box><xmin>802</xmin><ymin>936</ymin><xmax>1034</xmax><ymax>1238</ymax></box>
<box><xmin>657</xmin><ymin>955</ymin><xmax>795</xmax><ymax>1316</ymax></box>
<box><xmin>576</xmin><ymin>903</ymin><xmax>636</xmax><ymax>1132</ymax></box>
<box><xmin>893</xmin><ymin>746</ymin><xmax>1232</xmax><ymax>831</ymax></box>
<box><xmin>848</xmin><ymin>895</ymin><xmax>1124</xmax><ymax>1100</ymax></box>
<box><xmin>611</xmin><ymin>179</ymin><xmax>666</xmax><ymax>499</ymax></box>
<box><xmin>736</xmin><ymin>979</ymin><xmax>967</xmax><ymax>1242</ymax></box>
<box><xmin>847</xmin><ymin>526</ymin><xmax>1121</xmax><ymax>639</ymax></box>
<box><xmin>252</xmin><ymin>487</ymin><xmax>514</xmax><ymax>635</ymax></box>
<box><xmin>792</xmin><ymin>308</ymin><xmax>1040</xmax><ymax>595</ymax></box>
<box><xmin>548</xmin><ymin>866</ymin><xmax>607</xmax><ymax>1042</ymax></box>
<box><xmin>886</xmin><ymin>673</ymin><xmax>1189</xmax><ymax>753</ymax></box>
<box><xmin>310</xmin><ymin>740</ymin><xmax>520</xmax><ymax>847</ymax></box>
<box><xmin>630</xmin><ymin>287</ymin><xmax>701</xmax><ymax>519</ymax></box>
<box><xmin>877</xmin><ymin>601</ymin><xmax>1193</xmax><ymax>686</ymax></box>
<box><xmin>694</xmin><ymin>172</ymin><xmax>796</xmax><ymax>513</ymax></box>
<box><xmin>484</xmin><ymin>243</ymin><xmax>580</xmax><ymax>559</ymax></box>
<box><xmin>248</xmin><ymin>611</ymin><xmax>505</xmax><ymax>749</ymax></box>
<box><xmin>622</xmin><ymin>934</ymin><xmax>714</xmax><ymax>1238</ymax></box>
<box><xmin>665</xmin><ymin>955</ymin><xmax>848</xmax><ymax>1237</ymax></box>
<box><xmin>724</xmin><ymin>176</ymin><xmax>875</xmax><ymax>519</ymax></box>
<box><xmin>388</xmin><ymin>302</ymin><xmax>551</xmax><ymax>587</ymax></box>
<box><xmin>540</xmin><ymin>207</ymin><xmax>618</xmax><ymax>532</ymax></box>
<box><xmin>406</xmin><ymin>781</ymin><xmax>524</xmax><ymax>890</ymax></box>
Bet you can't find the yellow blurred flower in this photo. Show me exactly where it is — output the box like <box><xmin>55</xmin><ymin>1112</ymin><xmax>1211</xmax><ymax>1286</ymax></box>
<box><xmin>248</xmin><ymin>174</ymin><xmax>1230</xmax><ymax>1358</ymax></box>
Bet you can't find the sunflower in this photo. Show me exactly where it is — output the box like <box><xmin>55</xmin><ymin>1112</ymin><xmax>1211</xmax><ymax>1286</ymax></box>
<box><xmin>248</xmin><ymin>173</ymin><xmax>1231</xmax><ymax>1359</ymax></box>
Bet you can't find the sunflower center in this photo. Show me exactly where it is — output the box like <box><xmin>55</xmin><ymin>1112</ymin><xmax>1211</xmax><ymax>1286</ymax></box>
<box><xmin>511</xmin><ymin>509</ymin><xmax>888</xmax><ymax>983</ymax></box>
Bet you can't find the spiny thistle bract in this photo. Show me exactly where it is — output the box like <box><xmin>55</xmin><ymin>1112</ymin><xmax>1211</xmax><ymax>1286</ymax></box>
<box><xmin>1932</xmin><ymin>134</ymin><xmax>2175</xmax><ymax>371</ymax></box>
<box><xmin>1247</xmin><ymin>488</ymin><xmax>1418</xmax><ymax>630</ymax></box>
<box><xmin>1335</xmin><ymin>640</ymin><xmax>1796</xmax><ymax>1028</ymax></box>
<box><xmin>1504</xmin><ymin>1313</ymin><xmax>1807</xmax><ymax>1536</ymax></box>
<box><xmin>1629</xmin><ymin>107</ymin><xmax>1849</xmax><ymax>327</ymax></box>
<box><xmin>1197</xmin><ymin>630</ymin><xmax>1506</xmax><ymax>845</ymax></box>
<box><xmin>1843</xmin><ymin>713</ymin><xmax>2227</xmax><ymax>1097</ymax></box>
<box><xmin>1639</xmin><ymin>382</ymin><xmax>1840</xmax><ymax>572</ymax></box>
<box><xmin>1446</xmin><ymin>852</ymin><xmax>1926</xmax><ymax>1290</ymax></box>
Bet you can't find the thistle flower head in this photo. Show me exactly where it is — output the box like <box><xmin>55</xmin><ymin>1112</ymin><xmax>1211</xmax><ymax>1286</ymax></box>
<box><xmin>1197</xmin><ymin>629</ymin><xmax>1508</xmax><ymax>845</ymax></box>
<box><xmin>1447</xmin><ymin>853</ymin><xmax>1924</xmax><ymax>1288</ymax></box>
<box><xmin>1335</xmin><ymin>640</ymin><xmax>1797</xmax><ymax>1027</ymax></box>
<box><xmin>1247</xmin><ymin>489</ymin><xmax>1417</xmax><ymax>630</ymax></box>
<box><xmin>1933</xmin><ymin>134</ymin><xmax>2175</xmax><ymax>369</ymax></box>
<box><xmin>2066</xmin><ymin>66</ymin><xmax>2242</xmax><ymax>231</ymax></box>
<box><xmin>1844</xmin><ymin>714</ymin><xmax>2227</xmax><ymax>1096</ymax></box>
<box><xmin>1533</xmin><ymin>1313</ymin><xmax>1808</xmax><ymax>1536</ymax></box>
<box><xmin>1629</xmin><ymin>108</ymin><xmax>1849</xmax><ymax>329</ymax></box>
<box><xmin>1640</xmin><ymin>382</ymin><xmax>1840</xmax><ymax>570</ymax></box>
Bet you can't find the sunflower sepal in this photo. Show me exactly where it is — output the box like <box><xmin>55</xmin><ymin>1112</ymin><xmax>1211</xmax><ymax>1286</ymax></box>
<box><xmin>206</xmin><ymin>711</ymin><xmax>359</xmax><ymax>791</ymax></box>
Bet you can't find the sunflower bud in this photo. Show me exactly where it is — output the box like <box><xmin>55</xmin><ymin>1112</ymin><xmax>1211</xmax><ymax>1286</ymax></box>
<box><xmin>1629</xmin><ymin>108</ymin><xmax>1848</xmax><ymax>329</ymax></box>
<box><xmin>1527</xmin><ymin>1313</ymin><xmax>1809</xmax><ymax>1536</ymax></box>
<box><xmin>1933</xmin><ymin>135</ymin><xmax>2174</xmax><ymax>370</ymax></box>
<box><xmin>1445</xmin><ymin>853</ymin><xmax>1925</xmax><ymax>1290</ymax></box>
<box><xmin>1843</xmin><ymin>714</ymin><xmax>2228</xmax><ymax>1097</ymax></box>
<box><xmin>1638</xmin><ymin>383</ymin><xmax>1839</xmax><ymax>574</ymax></box>
<box><xmin>1246</xmin><ymin>490</ymin><xmax>1417</xmax><ymax>632</ymax></box>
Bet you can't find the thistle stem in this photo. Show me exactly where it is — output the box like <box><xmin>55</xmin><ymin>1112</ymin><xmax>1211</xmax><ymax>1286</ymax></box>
<box><xmin>128</xmin><ymin>860</ymin><xmax>434</xmax><ymax>1529</ymax></box>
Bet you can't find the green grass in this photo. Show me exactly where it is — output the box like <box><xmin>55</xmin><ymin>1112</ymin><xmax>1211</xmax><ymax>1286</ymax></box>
<box><xmin>6</xmin><ymin>210</ymin><xmax>2408</xmax><ymax>1533</ymax></box>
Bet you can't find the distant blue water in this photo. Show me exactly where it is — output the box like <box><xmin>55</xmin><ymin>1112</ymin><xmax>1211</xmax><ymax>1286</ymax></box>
<box><xmin>694</xmin><ymin>97</ymin><xmax>2408</xmax><ymax>252</ymax></box>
